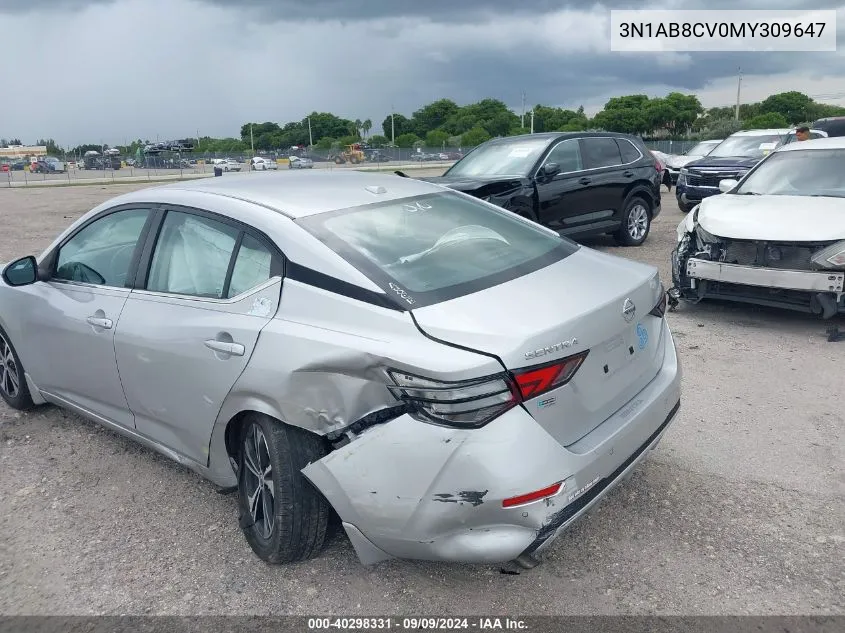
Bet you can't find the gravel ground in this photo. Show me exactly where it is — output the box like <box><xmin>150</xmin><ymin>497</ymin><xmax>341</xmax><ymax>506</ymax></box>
<box><xmin>0</xmin><ymin>175</ymin><xmax>842</xmax><ymax>616</ymax></box>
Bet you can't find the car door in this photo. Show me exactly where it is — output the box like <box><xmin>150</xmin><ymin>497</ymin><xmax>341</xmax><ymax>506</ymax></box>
<box><xmin>534</xmin><ymin>137</ymin><xmax>596</xmax><ymax>230</ymax></box>
<box><xmin>113</xmin><ymin>207</ymin><xmax>283</xmax><ymax>464</ymax></box>
<box><xmin>578</xmin><ymin>137</ymin><xmax>628</xmax><ymax>223</ymax></box>
<box><xmin>20</xmin><ymin>206</ymin><xmax>154</xmax><ymax>427</ymax></box>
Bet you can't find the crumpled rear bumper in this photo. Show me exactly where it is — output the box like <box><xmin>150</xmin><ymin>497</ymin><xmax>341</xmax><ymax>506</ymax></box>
<box><xmin>302</xmin><ymin>321</ymin><xmax>682</xmax><ymax>566</ymax></box>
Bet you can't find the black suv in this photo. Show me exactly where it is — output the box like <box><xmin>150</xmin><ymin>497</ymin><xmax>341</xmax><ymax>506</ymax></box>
<box><xmin>418</xmin><ymin>132</ymin><xmax>662</xmax><ymax>245</ymax></box>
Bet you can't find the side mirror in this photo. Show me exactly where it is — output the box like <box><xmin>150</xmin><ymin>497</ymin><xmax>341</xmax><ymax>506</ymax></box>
<box><xmin>2</xmin><ymin>256</ymin><xmax>38</xmax><ymax>286</ymax></box>
<box><xmin>718</xmin><ymin>179</ymin><xmax>738</xmax><ymax>193</ymax></box>
<box><xmin>542</xmin><ymin>162</ymin><xmax>560</xmax><ymax>177</ymax></box>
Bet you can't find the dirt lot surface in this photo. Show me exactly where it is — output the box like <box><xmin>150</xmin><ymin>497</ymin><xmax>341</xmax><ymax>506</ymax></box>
<box><xmin>0</xmin><ymin>174</ymin><xmax>842</xmax><ymax>616</ymax></box>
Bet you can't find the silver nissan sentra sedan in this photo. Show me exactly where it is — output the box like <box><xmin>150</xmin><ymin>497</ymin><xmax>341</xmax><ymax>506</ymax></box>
<box><xmin>0</xmin><ymin>170</ymin><xmax>681</xmax><ymax>568</ymax></box>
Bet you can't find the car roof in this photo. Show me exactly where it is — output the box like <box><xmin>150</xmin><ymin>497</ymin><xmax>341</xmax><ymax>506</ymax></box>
<box><xmin>776</xmin><ymin>136</ymin><xmax>845</xmax><ymax>152</ymax></box>
<box><xmin>731</xmin><ymin>128</ymin><xmax>794</xmax><ymax>136</ymax></box>
<box><xmin>730</xmin><ymin>128</ymin><xmax>825</xmax><ymax>137</ymax></box>
<box><xmin>133</xmin><ymin>170</ymin><xmax>447</xmax><ymax>218</ymax></box>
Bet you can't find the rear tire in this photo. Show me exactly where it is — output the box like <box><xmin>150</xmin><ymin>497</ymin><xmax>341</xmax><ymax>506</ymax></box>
<box><xmin>0</xmin><ymin>325</ymin><xmax>36</xmax><ymax>411</ymax></box>
<box><xmin>237</xmin><ymin>414</ymin><xmax>330</xmax><ymax>563</ymax></box>
<box><xmin>615</xmin><ymin>196</ymin><xmax>651</xmax><ymax>246</ymax></box>
<box><xmin>678</xmin><ymin>201</ymin><xmax>694</xmax><ymax>213</ymax></box>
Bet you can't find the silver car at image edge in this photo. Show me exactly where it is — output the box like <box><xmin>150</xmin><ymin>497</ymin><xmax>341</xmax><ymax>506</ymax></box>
<box><xmin>0</xmin><ymin>170</ymin><xmax>682</xmax><ymax>567</ymax></box>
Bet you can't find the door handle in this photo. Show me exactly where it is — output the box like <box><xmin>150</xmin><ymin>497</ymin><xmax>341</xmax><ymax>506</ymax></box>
<box><xmin>579</xmin><ymin>177</ymin><xmax>591</xmax><ymax>185</ymax></box>
<box><xmin>86</xmin><ymin>316</ymin><xmax>113</xmax><ymax>329</ymax></box>
<box><xmin>204</xmin><ymin>339</ymin><xmax>245</xmax><ymax>356</ymax></box>
<box><xmin>623</xmin><ymin>170</ymin><xmax>634</xmax><ymax>177</ymax></box>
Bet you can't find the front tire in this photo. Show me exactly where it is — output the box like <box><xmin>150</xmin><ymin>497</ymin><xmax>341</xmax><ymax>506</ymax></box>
<box><xmin>615</xmin><ymin>196</ymin><xmax>651</xmax><ymax>246</ymax></box>
<box><xmin>238</xmin><ymin>414</ymin><xmax>330</xmax><ymax>563</ymax></box>
<box><xmin>0</xmin><ymin>326</ymin><xmax>35</xmax><ymax>411</ymax></box>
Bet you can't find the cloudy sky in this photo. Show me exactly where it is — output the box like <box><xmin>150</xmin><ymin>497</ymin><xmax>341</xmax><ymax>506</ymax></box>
<box><xmin>1</xmin><ymin>0</ymin><xmax>843</xmax><ymax>147</ymax></box>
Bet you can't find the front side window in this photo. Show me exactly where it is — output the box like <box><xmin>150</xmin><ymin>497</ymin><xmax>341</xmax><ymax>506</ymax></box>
<box><xmin>544</xmin><ymin>139</ymin><xmax>582</xmax><ymax>173</ymax></box>
<box><xmin>147</xmin><ymin>211</ymin><xmax>240</xmax><ymax>298</ymax></box>
<box><xmin>297</xmin><ymin>192</ymin><xmax>578</xmax><ymax>308</ymax></box>
<box><xmin>582</xmin><ymin>137</ymin><xmax>622</xmax><ymax>169</ymax></box>
<box><xmin>55</xmin><ymin>208</ymin><xmax>151</xmax><ymax>287</ymax></box>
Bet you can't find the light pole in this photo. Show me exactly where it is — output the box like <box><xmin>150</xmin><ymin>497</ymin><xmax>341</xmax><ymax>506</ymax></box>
<box><xmin>521</xmin><ymin>92</ymin><xmax>525</xmax><ymax>129</ymax></box>
<box><xmin>530</xmin><ymin>109</ymin><xmax>535</xmax><ymax>134</ymax></box>
<box><xmin>391</xmin><ymin>104</ymin><xmax>395</xmax><ymax>145</ymax></box>
<box><xmin>307</xmin><ymin>116</ymin><xmax>313</xmax><ymax>147</ymax></box>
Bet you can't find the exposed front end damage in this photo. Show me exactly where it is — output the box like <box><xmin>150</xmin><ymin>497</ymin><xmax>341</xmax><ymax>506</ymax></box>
<box><xmin>301</xmin><ymin>319</ymin><xmax>682</xmax><ymax>567</ymax></box>
<box><xmin>672</xmin><ymin>217</ymin><xmax>845</xmax><ymax>318</ymax></box>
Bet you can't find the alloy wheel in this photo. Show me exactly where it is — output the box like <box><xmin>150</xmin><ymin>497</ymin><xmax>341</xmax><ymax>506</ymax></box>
<box><xmin>627</xmin><ymin>204</ymin><xmax>649</xmax><ymax>241</ymax></box>
<box><xmin>0</xmin><ymin>333</ymin><xmax>20</xmax><ymax>399</ymax></box>
<box><xmin>243</xmin><ymin>424</ymin><xmax>275</xmax><ymax>539</ymax></box>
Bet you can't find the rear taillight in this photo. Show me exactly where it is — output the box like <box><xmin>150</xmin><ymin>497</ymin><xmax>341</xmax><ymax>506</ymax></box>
<box><xmin>387</xmin><ymin>351</ymin><xmax>588</xmax><ymax>429</ymax></box>
<box><xmin>386</xmin><ymin>370</ymin><xmax>519</xmax><ymax>429</ymax></box>
<box><xmin>511</xmin><ymin>352</ymin><xmax>588</xmax><ymax>400</ymax></box>
<box><xmin>649</xmin><ymin>282</ymin><xmax>668</xmax><ymax>318</ymax></box>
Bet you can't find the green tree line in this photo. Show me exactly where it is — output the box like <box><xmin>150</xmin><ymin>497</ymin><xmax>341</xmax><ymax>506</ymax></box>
<box><xmin>7</xmin><ymin>90</ymin><xmax>844</xmax><ymax>157</ymax></box>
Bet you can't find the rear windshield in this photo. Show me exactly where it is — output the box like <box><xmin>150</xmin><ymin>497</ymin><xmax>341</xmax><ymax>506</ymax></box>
<box><xmin>297</xmin><ymin>192</ymin><xmax>578</xmax><ymax>309</ymax></box>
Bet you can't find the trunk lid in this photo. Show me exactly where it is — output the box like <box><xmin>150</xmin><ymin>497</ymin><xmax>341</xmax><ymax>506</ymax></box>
<box><xmin>411</xmin><ymin>248</ymin><xmax>666</xmax><ymax>446</ymax></box>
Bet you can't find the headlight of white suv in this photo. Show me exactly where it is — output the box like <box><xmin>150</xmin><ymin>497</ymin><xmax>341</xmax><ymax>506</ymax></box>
<box><xmin>811</xmin><ymin>241</ymin><xmax>845</xmax><ymax>269</ymax></box>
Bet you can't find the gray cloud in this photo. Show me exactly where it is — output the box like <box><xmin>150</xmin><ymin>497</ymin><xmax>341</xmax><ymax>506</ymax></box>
<box><xmin>0</xmin><ymin>0</ymin><xmax>115</xmax><ymax>13</ymax></box>
<box><xmin>1</xmin><ymin>0</ymin><xmax>843</xmax><ymax>146</ymax></box>
<box><xmin>192</xmin><ymin>0</ymin><xmax>843</xmax><ymax>23</ymax></box>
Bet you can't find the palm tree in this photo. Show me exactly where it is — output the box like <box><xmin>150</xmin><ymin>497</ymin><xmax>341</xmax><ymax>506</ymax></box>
<box><xmin>354</xmin><ymin>119</ymin><xmax>363</xmax><ymax>138</ymax></box>
<box><xmin>362</xmin><ymin>119</ymin><xmax>372</xmax><ymax>138</ymax></box>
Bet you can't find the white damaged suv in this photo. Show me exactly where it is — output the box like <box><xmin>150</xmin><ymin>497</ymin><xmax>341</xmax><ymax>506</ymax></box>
<box><xmin>671</xmin><ymin>136</ymin><xmax>845</xmax><ymax>319</ymax></box>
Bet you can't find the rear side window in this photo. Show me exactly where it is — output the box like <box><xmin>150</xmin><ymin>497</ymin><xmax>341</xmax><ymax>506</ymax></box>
<box><xmin>616</xmin><ymin>139</ymin><xmax>642</xmax><ymax>163</ymax></box>
<box><xmin>297</xmin><ymin>192</ymin><xmax>579</xmax><ymax>309</ymax></box>
<box><xmin>147</xmin><ymin>212</ymin><xmax>241</xmax><ymax>298</ymax></box>
<box><xmin>583</xmin><ymin>138</ymin><xmax>622</xmax><ymax>169</ymax></box>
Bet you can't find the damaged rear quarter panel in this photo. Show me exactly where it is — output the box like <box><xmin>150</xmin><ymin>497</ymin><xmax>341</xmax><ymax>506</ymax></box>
<box><xmin>212</xmin><ymin>279</ymin><xmax>505</xmax><ymax>443</ymax></box>
<box><xmin>301</xmin><ymin>404</ymin><xmax>582</xmax><ymax>548</ymax></box>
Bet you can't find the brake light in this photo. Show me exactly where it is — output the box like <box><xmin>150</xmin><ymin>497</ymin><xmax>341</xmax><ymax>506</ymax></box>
<box><xmin>386</xmin><ymin>351</ymin><xmax>588</xmax><ymax>429</ymax></box>
<box><xmin>386</xmin><ymin>370</ymin><xmax>519</xmax><ymax>429</ymax></box>
<box><xmin>512</xmin><ymin>352</ymin><xmax>588</xmax><ymax>400</ymax></box>
<box><xmin>649</xmin><ymin>282</ymin><xmax>668</xmax><ymax>318</ymax></box>
<box><xmin>502</xmin><ymin>482</ymin><xmax>563</xmax><ymax>508</ymax></box>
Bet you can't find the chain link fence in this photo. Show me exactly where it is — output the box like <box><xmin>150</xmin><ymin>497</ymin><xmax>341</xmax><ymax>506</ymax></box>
<box><xmin>4</xmin><ymin>138</ymin><xmax>704</xmax><ymax>187</ymax></box>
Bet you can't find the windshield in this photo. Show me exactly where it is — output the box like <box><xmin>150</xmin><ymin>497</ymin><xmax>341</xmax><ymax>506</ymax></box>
<box><xmin>735</xmin><ymin>148</ymin><xmax>845</xmax><ymax>198</ymax></box>
<box><xmin>708</xmin><ymin>134</ymin><xmax>785</xmax><ymax>158</ymax></box>
<box><xmin>686</xmin><ymin>142</ymin><xmax>718</xmax><ymax>156</ymax></box>
<box><xmin>444</xmin><ymin>138</ymin><xmax>550</xmax><ymax>177</ymax></box>
<box><xmin>297</xmin><ymin>192</ymin><xmax>577</xmax><ymax>308</ymax></box>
